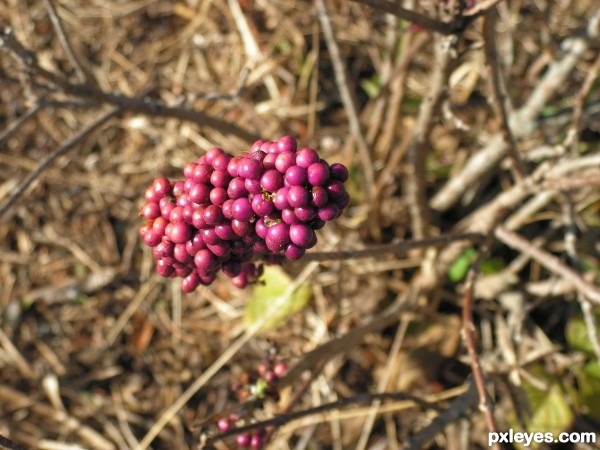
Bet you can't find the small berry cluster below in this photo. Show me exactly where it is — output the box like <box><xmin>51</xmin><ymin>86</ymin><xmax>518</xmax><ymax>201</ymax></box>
<box><xmin>216</xmin><ymin>358</ymin><xmax>288</xmax><ymax>448</ymax></box>
<box><xmin>140</xmin><ymin>136</ymin><xmax>349</xmax><ymax>292</ymax></box>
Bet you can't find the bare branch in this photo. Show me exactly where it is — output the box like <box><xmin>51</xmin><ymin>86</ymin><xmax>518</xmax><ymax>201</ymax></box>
<box><xmin>482</xmin><ymin>9</ymin><xmax>526</xmax><ymax>180</ymax></box>
<box><xmin>43</xmin><ymin>0</ymin><xmax>97</xmax><ymax>86</ymax></box>
<box><xmin>0</xmin><ymin>26</ymin><xmax>258</xmax><ymax>143</ymax></box>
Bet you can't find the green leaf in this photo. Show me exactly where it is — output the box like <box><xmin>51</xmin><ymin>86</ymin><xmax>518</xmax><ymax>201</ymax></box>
<box><xmin>360</xmin><ymin>74</ymin><xmax>381</xmax><ymax>99</ymax></box>
<box><xmin>448</xmin><ymin>247</ymin><xmax>477</xmax><ymax>282</ymax></box>
<box><xmin>245</xmin><ymin>266</ymin><xmax>311</xmax><ymax>331</ymax></box>
<box><xmin>526</xmin><ymin>383</ymin><xmax>573</xmax><ymax>436</ymax></box>
<box><xmin>566</xmin><ymin>314</ymin><xmax>600</xmax><ymax>356</ymax></box>
<box><xmin>576</xmin><ymin>361</ymin><xmax>600</xmax><ymax>421</ymax></box>
<box><xmin>509</xmin><ymin>367</ymin><xmax>575</xmax><ymax>450</ymax></box>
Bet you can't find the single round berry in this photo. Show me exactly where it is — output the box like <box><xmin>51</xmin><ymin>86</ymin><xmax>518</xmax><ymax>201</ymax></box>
<box><xmin>154</xmin><ymin>240</ymin><xmax>174</xmax><ymax>258</ymax></box>
<box><xmin>251</xmin><ymin>196</ymin><xmax>274</xmax><ymax>216</ymax></box>
<box><xmin>311</xmin><ymin>186</ymin><xmax>329</xmax><ymax>207</ymax></box>
<box><xmin>215</xmin><ymin>223</ymin><xmax>236</xmax><ymax>240</ymax></box>
<box><xmin>203</xmin><ymin>204</ymin><xmax>223</xmax><ymax>225</ymax></box>
<box><xmin>294</xmin><ymin>205</ymin><xmax>316</xmax><ymax>221</ymax></box>
<box><xmin>160</xmin><ymin>201</ymin><xmax>175</xmax><ymax>220</ymax></box>
<box><xmin>232</xmin><ymin>219</ymin><xmax>252</xmax><ymax>237</ymax></box>
<box><xmin>170</xmin><ymin>222</ymin><xmax>191</xmax><ymax>244</ymax></box>
<box><xmin>238</xmin><ymin>158</ymin><xmax>262</xmax><ymax>180</ymax></box>
<box><xmin>262</xmin><ymin>153</ymin><xmax>277</xmax><ymax>170</ymax></box>
<box><xmin>255</xmin><ymin>218</ymin><xmax>268</xmax><ymax>239</ymax></box>
<box><xmin>318</xmin><ymin>204</ymin><xmax>339</xmax><ymax>221</ymax></box>
<box><xmin>227</xmin><ymin>156</ymin><xmax>242</xmax><ymax>177</ymax></box>
<box><xmin>277</xmin><ymin>135</ymin><xmax>297</xmax><ymax>153</ymax></box>
<box><xmin>273</xmin><ymin>362</ymin><xmax>288</xmax><ymax>377</ymax></box>
<box><xmin>205</xmin><ymin>147</ymin><xmax>224</xmax><ymax>164</ymax></box>
<box><xmin>194</xmin><ymin>249</ymin><xmax>218</xmax><ymax>273</ymax></box>
<box><xmin>142</xmin><ymin>203</ymin><xmax>161</xmax><ymax>220</ymax></box>
<box><xmin>267</xmin><ymin>223</ymin><xmax>290</xmax><ymax>246</ymax></box>
<box><xmin>265</xmin><ymin>237</ymin><xmax>286</xmax><ymax>253</ymax></box>
<box><xmin>192</xmin><ymin>164</ymin><xmax>212</xmax><ymax>183</ymax></box>
<box><xmin>287</xmin><ymin>186</ymin><xmax>309</xmax><ymax>208</ymax></box>
<box><xmin>329</xmin><ymin>162</ymin><xmax>349</xmax><ymax>182</ymax></box>
<box><xmin>174</xmin><ymin>243</ymin><xmax>191</xmax><ymax>263</ymax></box>
<box><xmin>281</xmin><ymin>208</ymin><xmax>301</xmax><ymax>225</ymax></box>
<box><xmin>228</xmin><ymin>177</ymin><xmax>249</xmax><ymax>199</ymax></box>
<box><xmin>143</xmin><ymin>229</ymin><xmax>162</xmax><ymax>247</ymax></box>
<box><xmin>192</xmin><ymin>207</ymin><xmax>206</xmax><ymax>229</ymax></box>
<box><xmin>289</xmin><ymin>224</ymin><xmax>315</xmax><ymax>247</ymax></box>
<box><xmin>216</xmin><ymin>417</ymin><xmax>231</xmax><ymax>433</ymax></box>
<box><xmin>307</xmin><ymin>162</ymin><xmax>330</xmax><ymax>186</ymax></box>
<box><xmin>244</xmin><ymin>178</ymin><xmax>262</xmax><ymax>194</ymax></box>
<box><xmin>232</xmin><ymin>198</ymin><xmax>254</xmax><ymax>221</ymax></box>
<box><xmin>188</xmin><ymin>184</ymin><xmax>211</xmax><ymax>204</ymax></box>
<box><xmin>284</xmin><ymin>243</ymin><xmax>305</xmax><ymax>260</ymax></box>
<box><xmin>212</xmin><ymin>153</ymin><xmax>231</xmax><ymax>171</ymax></box>
<box><xmin>152</xmin><ymin>217</ymin><xmax>168</xmax><ymax>235</ymax></box>
<box><xmin>260</xmin><ymin>170</ymin><xmax>283</xmax><ymax>192</ymax></box>
<box><xmin>207</xmin><ymin>241</ymin><xmax>231</xmax><ymax>258</ymax></box>
<box><xmin>275</xmin><ymin>152</ymin><xmax>296</xmax><ymax>174</ymax></box>
<box><xmin>222</xmin><ymin>199</ymin><xmax>235</xmax><ymax>219</ymax></box>
<box><xmin>295</xmin><ymin>148</ymin><xmax>319</xmax><ymax>168</ymax></box>
<box><xmin>209</xmin><ymin>187</ymin><xmax>228</xmax><ymax>206</ymax></box>
<box><xmin>232</xmin><ymin>272</ymin><xmax>248</xmax><ymax>289</ymax></box>
<box><xmin>183</xmin><ymin>162</ymin><xmax>197</xmax><ymax>179</ymax></box>
<box><xmin>210</xmin><ymin>169</ymin><xmax>231</xmax><ymax>188</ymax></box>
<box><xmin>156</xmin><ymin>259</ymin><xmax>174</xmax><ymax>277</ymax></box>
<box><xmin>201</xmin><ymin>227</ymin><xmax>220</xmax><ymax>245</ymax></box>
<box><xmin>169</xmin><ymin>206</ymin><xmax>185</xmax><ymax>223</ymax></box>
<box><xmin>274</xmin><ymin>187</ymin><xmax>290</xmax><ymax>210</ymax></box>
<box><xmin>284</xmin><ymin>165</ymin><xmax>307</xmax><ymax>186</ymax></box>
<box><xmin>153</xmin><ymin>177</ymin><xmax>172</xmax><ymax>197</ymax></box>
<box><xmin>251</xmin><ymin>139</ymin><xmax>266</xmax><ymax>153</ymax></box>
<box><xmin>326</xmin><ymin>180</ymin><xmax>346</xmax><ymax>201</ymax></box>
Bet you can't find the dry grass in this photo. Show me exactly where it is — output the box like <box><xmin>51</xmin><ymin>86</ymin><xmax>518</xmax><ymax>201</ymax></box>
<box><xmin>1</xmin><ymin>0</ymin><xmax>600</xmax><ymax>449</ymax></box>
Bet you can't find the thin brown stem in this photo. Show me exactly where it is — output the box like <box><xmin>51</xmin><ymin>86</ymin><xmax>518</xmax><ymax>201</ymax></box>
<box><xmin>462</xmin><ymin>262</ymin><xmax>500</xmax><ymax>449</ymax></box>
<box><xmin>43</xmin><ymin>0</ymin><xmax>97</xmax><ymax>86</ymax></box>
<box><xmin>482</xmin><ymin>9</ymin><xmax>526</xmax><ymax>180</ymax></box>
<box><xmin>315</xmin><ymin>0</ymin><xmax>375</xmax><ymax>199</ymax></box>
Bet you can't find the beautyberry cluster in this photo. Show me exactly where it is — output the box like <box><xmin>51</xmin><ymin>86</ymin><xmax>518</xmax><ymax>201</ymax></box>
<box><xmin>139</xmin><ymin>136</ymin><xmax>350</xmax><ymax>292</ymax></box>
<box><xmin>216</xmin><ymin>357</ymin><xmax>288</xmax><ymax>448</ymax></box>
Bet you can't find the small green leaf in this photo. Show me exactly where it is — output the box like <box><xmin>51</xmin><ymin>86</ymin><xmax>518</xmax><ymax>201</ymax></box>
<box><xmin>566</xmin><ymin>314</ymin><xmax>600</xmax><ymax>356</ymax></box>
<box><xmin>448</xmin><ymin>247</ymin><xmax>477</xmax><ymax>282</ymax></box>
<box><xmin>360</xmin><ymin>74</ymin><xmax>381</xmax><ymax>99</ymax></box>
<box><xmin>481</xmin><ymin>258</ymin><xmax>505</xmax><ymax>275</ymax></box>
<box><xmin>527</xmin><ymin>383</ymin><xmax>574</xmax><ymax>437</ymax></box>
<box><xmin>245</xmin><ymin>266</ymin><xmax>311</xmax><ymax>331</ymax></box>
<box><xmin>576</xmin><ymin>362</ymin><xmax>600</xmax><ymax>421</ymax></box>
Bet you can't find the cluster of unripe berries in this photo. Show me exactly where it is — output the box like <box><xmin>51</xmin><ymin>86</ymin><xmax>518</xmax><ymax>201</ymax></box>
<box><xmin>216</xmin><ymin>359</ymin><xmax>288</xmax><ymax>448</ymax></box>
<box><xmin>140</xmin><ymin>136</ymin><xmax>350</xmax><ymax>292</ymax></box>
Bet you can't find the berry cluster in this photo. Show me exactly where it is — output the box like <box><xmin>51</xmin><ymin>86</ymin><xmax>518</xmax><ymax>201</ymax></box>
<box><xmin>216</xmin><ymin>357</ymin><xmax>288</xmax><ymax>448</ymax></box>
<box><xmin>216</xmin><ymin>416</ymin><xmax>265</xmax><ymax>449</ymax></box>
<box><xmin>139</xmin><ymin>136</ymin><xmax>349</xmax><ymax>292</ymax></box>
